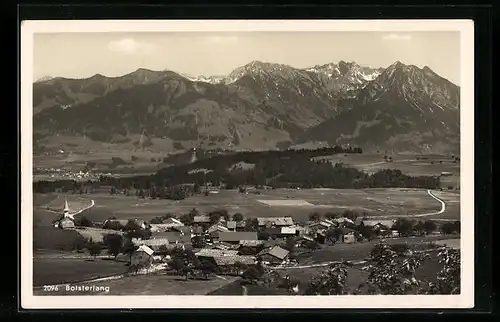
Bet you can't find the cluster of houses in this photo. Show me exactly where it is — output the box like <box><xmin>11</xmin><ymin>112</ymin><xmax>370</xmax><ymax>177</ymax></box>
<box><xmin>52</xmin><ymin>198</ymin><xmax>404</xmax><ymax>274</ymax></box>
<box><xmin>114</xmin><ymin>215</ymin><xmax>401</xmax><ymax>271</ymax></box>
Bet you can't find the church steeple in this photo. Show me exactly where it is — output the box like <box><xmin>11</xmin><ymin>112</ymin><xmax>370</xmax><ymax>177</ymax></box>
<box><xmin>63</xmin><ymin>197</ymin><xmax>71</xmax><ymax>217</ymax></box>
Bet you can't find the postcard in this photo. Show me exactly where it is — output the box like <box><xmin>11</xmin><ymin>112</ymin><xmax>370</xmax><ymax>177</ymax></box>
<box><xmin>21</xmin><ymin>19</ymin><xmax>474</xmax><ymax>309</ymax></box>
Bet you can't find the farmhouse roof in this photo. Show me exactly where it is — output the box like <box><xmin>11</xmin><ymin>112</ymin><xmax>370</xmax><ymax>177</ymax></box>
<box><xmin>280</xmin><ymin>227</ymin><xmax>297</xmax><ymax>235</ymax></box>
<box><xmin>219</xmin><ymin>231</ymin><xmax>258</xmax><ymax>242</ymax></box>
<box><xmin>213</xmin><ymin>255</ymin><xmax>256</xmax><ymax>266</ymax></box>
<box><xmin>296</xmin><ymin>235</ymin><xmax>315</xmax><ymax>242</ymax></box>
<box><xmin>334</xmin><ymin>217</ymin><xmax>355</xmax><ymax>224</ymax></box>
<box><xmin>308</xmin><ymin>221</ymin><xmax>333</xmax><ymax>228</ymax></box>
<box><xmin>239</xmin><ymin>240</ymin><xmax>265</xmax><ymax>247</ymax></box>
<box><xmin>207</xmin><ymin>224</ymin><xmax>229</xmax><ymax>234</ymax></box>
<box><xmin>104</xmin><ymin>219</ymin><xmax>129</xmax><ymax>227</ymax></box>
<box><xmin>150</xmin><ymin>231</ymin><xmax>191</xmax><ymax>243</ymax></box>
<box><xmin>171</xmin><ymin>226</ymin><xmax>192</xmax><ymax>235</ymax></box>
<box><xmin>257</xmin><ymin>217</ymin><xmax>294</xmax><ymax>227</ymax></box>
<box><xmin>194</xmin><ymin>215</ymin><xmax>210</xmax><ymax>223</ymax></box>
<box><xmin>59</xmin><ymin>218</ymin><xmax>75</xmax><ymax>229</ymax></box>
<box><xmin>133</xmin><ymin>238</ymin><xmax>170</xmax><ymax>247</ymax></box>
<box><xmin>196</xmin><ymin>248</ymin><xmax>239</xmax><ymax>258</ymax></box>
<box><xmin>362</xmin><ymin>220</ymin><xmax>395</xmax><ymax>228</ymax></box>
<box><xmin>136</xmin><ymin>245</ymin><xmax>154</xmax><ymax>256</ymax></box>
<box><xmin>150</xmin><ymin>222</ymin><xmax>184</xmax><ymax>232</ymax></box>
<box><xmin>265</xmin><ymin>227</ymin><xmax>281</xmax><ymax>235</ymax></box>
<box><xmin>164</xmin><ymin>217</ymin><xmax>184</xmax><ymax>225</ymax></box>
<box><xmin>257</xmin><ymin>246</ymin><xmax>290</xmax><ymax>260</ymax></box>
<box><xmin>226</xmin><ymin>221</ymin><xmax>236</xmax><ymax>229</ymax></box>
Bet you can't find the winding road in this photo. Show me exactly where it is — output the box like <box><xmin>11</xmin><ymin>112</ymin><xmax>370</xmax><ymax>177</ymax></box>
<box><xmin>365</xmin><ymin>189</ymin><xmax>454</xmax><ymax>221</ymax></box>
<box><xmin>414</xmin><ymin>190</ymin><xmax>446</xmax><ymax>217</ymax></box>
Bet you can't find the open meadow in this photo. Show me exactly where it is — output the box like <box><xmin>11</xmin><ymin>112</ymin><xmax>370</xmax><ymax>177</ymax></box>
<box><xmin>33</xmin><ymin>257</ymin><xmax>129</xmax><ymax>286</ymax></box>
<box><xmin>33</xmin><ymin>271</ymin><xmax>238</xmax><ymax>296</ymax></box>
<box><xmin>34</xmin><ymin>187</ymin><xmax>459</xmax><ymax>225</ymax></box>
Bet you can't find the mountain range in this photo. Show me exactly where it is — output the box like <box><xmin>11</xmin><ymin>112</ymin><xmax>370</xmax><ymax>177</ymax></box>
<box><xmin>33</xmin><ymin>60</ymin><xmax>460</xmax><ymax>154</ymax></box>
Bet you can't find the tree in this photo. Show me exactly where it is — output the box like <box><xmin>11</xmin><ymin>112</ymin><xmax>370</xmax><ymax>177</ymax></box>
<box><xmin>257</xmin><ymin>231</ymin><xmax>270</xmax><ymax>241</ymax></box>
<box><xmin>87</xmin><ymin>242</ymin><xmax>102</xmax><ymax>259</ymax></box>
<box><xmin>197</xmin><ymin>259</ymin><xmax>219</xmax><ymax>280</ymax></box>
<box><xmin>426</xmin><ymin>247</ymin><xmax>460</xmax><ymax>294</ymax></box>
<box><xmin>150</xmin><ymin>217</ymin><xmax>163</xmax><ymax>224</ymax></box>
<box><xmin>305</xmin><ymin>262</ymin><xmax>351</xmax><ymax>295</ymax></box>
<box><xmin>75</xmin><ymin>215</ymin><xmax>93</xmax><ymax>227</ymax></box>
<box><xmin>423</xmin><ymin>220</ymin><xmax>437</xmax><ymax>235</ymax></box>
<box><xmin>103</xmin><ymin>220</ymin><xmax>123</xmax><ymax>231</ymax></box>
<box><xmin>414</xmin><ymin>221</ymin><xmax>425</xmax><ymax>236</ymax></box>
<box><xmin>157</xmin><ymin>244</ymin><xmax>169</xmax><ymax>255</ymax></box>
<box><xmin>121</xmin><ymin>238</ymin><xmax>137</xmax><ymax>263</ymax></box>
<box><xmin>232</xmin><ymin>213</ymin><xmax>244</xmax><ymax>222</ymax></box>
<box><xmin>180</xmin><ymin>213</ymin><xmax>194</xmax><ymax>226</ymax></box>
<box><xmin>162</xmin><ymin>213</ymin><xmax>175</xmax><ymax>220</ymax></box>
<box><xmin>245</xmin><ymin>218</ymin><xmax>259</xmax><ymax>231</ymax></box>
<box><xmin>441</xmin><ymin>222</ymin><xmax>455</xmax><ymax>235</ymax></box>
<box><xmin>123</xmin><ymin>219</ymin><xmax>141</xmax><ymax>233</ymax></box>
<box><xmin>324</xmin><ymin>212</ymin><xmax>338</xmax><ymax>220</ymax></box>
<box><xmin>393</xmin><ymin>218</ymin><xmax>414</xmax><ymax>237</ymax></box>
<box><xmin>284</xmin><ymin>236</ymin><xmax>296</xmax><ymax>252</ymax></box>
<box><xmin>342</xmin><ymin>210</ymin><xmax>358</xmax><ymax>221</ymax></box>
<box><xmin>170</xmin><ymin>257</ymin><xmax>187</xmax><ymax>276</ymax></box>
<box><xmin>390</xmin><ymin>243</ymin><xmax>410</xmax><ymax>255</ymax></box>
<box><xmin>209</xmin><ymin>212</ymin><xmax>221</xmax><ymax>225</ymax></box>
<box><xmin>308</xmin><ymin>212</ymin><xmax>321</xmax><ymax>222</ymax></box>
<box><xmin>188</xmin><ymin>208</ymin><xmax>199</xmax><ymax>217</ymax></box>
<box><xmin>242</xmin><ymin>265</ymin><xmax>264</xmax><ymax>284</ymax></box>
<box><xmin>359</xmin><ymin>242</ymin><xmax>429</xmax><ymax>295</ymax></box>
<box><xmin>304</xmin><ymin>240</ymin><xmax>320</xmax><ymax>251</ymax></box>
<box><xmin>233</xmin><ymin>261</ymin><xmax>249</xmax><ymax>275</ymax></box>
<box><xmin>72</xmin><ymin>235</ymin><xmax>88</xmax><ymax>252</ymax></box>
<box><xmin>103</xmin><ymin>233</ymin><xmax>124</xmax><ymax>258</ymax></box>
<box><xmin>191</xmin><ymin>235</ymin><xmax>206</xmax><ymax>248</ymax></box>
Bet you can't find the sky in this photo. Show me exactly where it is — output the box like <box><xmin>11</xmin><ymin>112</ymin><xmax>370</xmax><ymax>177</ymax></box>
<box><xmin>33</xmin><ymin>31</ymin><xmax>461</xmax><ymax>85</ymax></box>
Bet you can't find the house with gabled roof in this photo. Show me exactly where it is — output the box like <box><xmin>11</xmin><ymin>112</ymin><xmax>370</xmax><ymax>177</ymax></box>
<box><xmin>150</xmin><ymin>231</ymin><xmax>191</xmax><ymax>244</ymax></box>
<box><xmin>361</xmin><ymin>220</ymin><xmax>396</xmax><ymax>231</ymax></box>
<box><xmin>194</xmin><ymin>215</ymin><xmax>211</xmax><ymax>224</ymax></box>
<box><xmin>226</xmin><ymin>220</ymin><xmax>246</xmax><ymax>231</ymax></box>
<box><xmin>131</xmin><ymin>245</ymin><xmax>154</xmax><ymax>268</ymax></box>
<box><xmin>308</xmin><ymin>220</ymin><xmax>334</xmax><ymax>231</ymax></box>
<box><xmin>149</xmin><ymin>218</ymin><xmax>184</xmax><ymax>232</ymax></box>
<box><xmin>207</xmin><ymin>224</ymin><xmax>229</xmax><ymax>239</ymax></box>
<box><xmin>257</xmin><ymin>246</ymin><xmax>290</xmax><ymax>265</ymax></box>
<box><xmin>218</xmin><ymin>231</ymin><xmax>258</xmax><ymax>244</ymax></box>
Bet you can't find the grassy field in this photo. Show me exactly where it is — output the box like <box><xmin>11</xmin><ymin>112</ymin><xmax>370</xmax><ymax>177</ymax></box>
<box><xmin>34</xmin><ymin>187</ymin><xmax>460</xmax><ymax>225</ymax></box>
<box><xmin>295</xmin><ymin>236</ymin><xmax>459</xmax><ymax>265</ymax></box>
<box><xmin>33</xmin><ymin>257</ymin><xmax>129</xmax><ymax>286</ymax></box>
<box><xmin>33</xmin><ymin>271</ymin><xmax>238</xmax><ymax>296</ymax></box>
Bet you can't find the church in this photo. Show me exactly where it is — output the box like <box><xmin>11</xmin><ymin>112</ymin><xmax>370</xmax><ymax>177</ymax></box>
<box><xmin>52</xmin><ymin>199</ymin><xmax>76</xmax><ymax>229</ymax></box>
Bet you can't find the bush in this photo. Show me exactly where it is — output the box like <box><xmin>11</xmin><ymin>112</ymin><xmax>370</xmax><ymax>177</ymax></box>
<box><xmin>173</xmin><ymin>142</ymin><xmax>184</xmax><ymax>150</ymax></box>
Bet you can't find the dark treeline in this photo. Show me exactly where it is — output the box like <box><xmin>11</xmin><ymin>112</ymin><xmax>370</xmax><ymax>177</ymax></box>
<box><xmin>33</xmin><ymin>146</ymin><xmax>440</xmax><ymax>196</ymax></box>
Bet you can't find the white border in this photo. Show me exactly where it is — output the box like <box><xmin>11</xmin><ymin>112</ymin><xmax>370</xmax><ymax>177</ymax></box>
<box><xmin>21</xmin><ymin>20</ymin><xmax>475</xmax><ymax>309</ymax></box>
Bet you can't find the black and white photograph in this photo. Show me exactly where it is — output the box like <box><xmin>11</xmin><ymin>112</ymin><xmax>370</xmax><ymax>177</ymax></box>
<box><xmin>21</xmin><ymin>20</ymin><xmax>474</xmax><ymax>309</ymax></box>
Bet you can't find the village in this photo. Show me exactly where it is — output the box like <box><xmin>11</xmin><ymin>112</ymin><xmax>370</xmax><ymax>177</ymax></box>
<box><xmin>49</xmin><ymin>197</ymin><xmax>460</xmax><ymax>293</ymax></box>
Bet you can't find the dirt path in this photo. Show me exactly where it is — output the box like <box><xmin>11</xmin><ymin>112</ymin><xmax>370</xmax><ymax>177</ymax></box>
<box><xmin>365</xmin><ymin>189</ymin><xmax>454</xmax><ymax>221</ymax></box>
